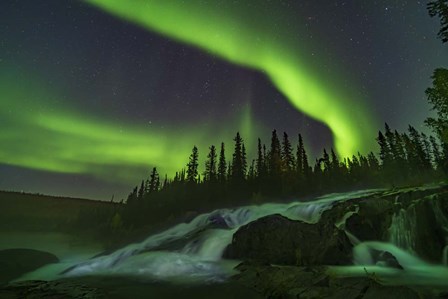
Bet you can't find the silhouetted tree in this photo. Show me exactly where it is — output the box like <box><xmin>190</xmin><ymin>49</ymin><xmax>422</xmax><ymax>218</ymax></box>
<box><xmin>256</xmin><ymin>138</ymin><xmax>264</xmax><ymax>178</ymax></box>
<box><xmin>218</xmin><ymin>142</ymin><xmax>227</xmax><ymax>183</ymax></box>
<box><xmin>428</xmin><ymin>0</ymin><xmax>448</xmax><ymax>43</ymax></box>
<box><xmin>430</xmin><ymin>135</ymin><xmax>443</xmax><ymax>170</ymax></box>
<box><xmin>187</xmin><ymin>146</ymin><xmax>199</xmax><ymax>183</ymax></box>
<box><xmin>126</xmin><ymin>186</ymin><xmax>138</xmax><ymax>205</ymax></box>
<box><xmin>281</xmin><ymin>132</ymin><xmax>295</xmax><ymax>172</ymax></box>
<box><xmin>137</xmin><ymin>180</ymin><xmax>145</xmax><ymax>200</ymax></box>
<box><xmin>269</xmin><ymin>130</ymin><xmax>282</xmax><ymax>176</ymax></box>
<box><xmin>425</xmin><ymin>68</ymin><xmax>448</xmax><ymax>143</ymax></box>
<box><xmin>205</xmin><ymin>145</ymin><xmax>217</xmax><ymax>182</ymax></box>
<box><xmin>232</xmin><ymin>132</ymin><xmax>246</xmax><ymax>182</ymax></box>
<box><xmin>148</xmin><ymin>167</ymin><xmax>160</xmax><ymax>193</ymax></box>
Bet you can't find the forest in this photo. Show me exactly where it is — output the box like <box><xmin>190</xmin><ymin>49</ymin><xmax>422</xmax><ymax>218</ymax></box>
<box><xmin>119</xmin><ymin>121</ymin><xmax>445</xmax><ymax>229</ymax></box>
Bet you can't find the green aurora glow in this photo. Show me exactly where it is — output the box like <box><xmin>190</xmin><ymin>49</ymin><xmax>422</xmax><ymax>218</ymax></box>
<box><xmin>0</xmin><ymin>70</ymin><xmax>261</xmax><ymax>183</ymax></box>
<box><xmin>85</xmin><ymin>0</ymin><xmax>377</xmax><ymax>158</ymax></box>
<box><xmin>0</xmin><ymin>0</ymin><xmax>380</xmax><ymax>188</ymax></box>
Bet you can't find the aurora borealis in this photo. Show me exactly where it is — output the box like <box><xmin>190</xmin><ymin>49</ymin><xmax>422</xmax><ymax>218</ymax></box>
<box><xmin>1</xmin><ymin>0</ymin><xmax>447</xmax><ymax>199</ymax></box>
<box><xmin>85</xmin><ymin>0</ymin><xmax>375</xmax><ymax>158</ymax></box>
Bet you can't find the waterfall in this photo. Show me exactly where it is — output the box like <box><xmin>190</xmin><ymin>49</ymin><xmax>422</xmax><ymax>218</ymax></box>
<box><xmin>388</xmin><ymin>207</ymin><xmax>416</xmax><ymax>252</ymax></box>
<box><xmin>332</xmin><ymin>241</ymin><xmax>448</xmax><ymax>289</ymax></box>
<box><xmin>54</xmin><ymin>189</ymin><xmax>380</xmax><ymax>281</ymax></box>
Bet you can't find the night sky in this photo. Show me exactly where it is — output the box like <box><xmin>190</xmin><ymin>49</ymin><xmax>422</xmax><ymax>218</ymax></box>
<box><xmin>0</xmin><ymin>0</ymin><xmax>447</xmax><ymax>200</ymax></box>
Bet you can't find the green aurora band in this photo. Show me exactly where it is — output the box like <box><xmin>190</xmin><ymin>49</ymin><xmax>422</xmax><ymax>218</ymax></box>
<box><xmin>0</xmin><ymin>69</ymin><xmax>260</xmax><ymax>184</ymax></box>
<box><xmin>84</xmin><ymin>0</ymin><xmax>377</xmax><ymax>158</ymax></box>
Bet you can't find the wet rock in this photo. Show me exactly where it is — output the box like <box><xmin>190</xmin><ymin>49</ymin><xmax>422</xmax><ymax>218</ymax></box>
<box><xmin>410</xmin><ymin>195</ymin><xmax>447</xmax><ymax>262</ymax></box>
<box><xmin>0</xmin><ymin>248</ymin><xmax>59</xmax><ymax>284</ymax></box>
<box><xmin>344</xmin><ymin>198</ymin><xmax>394</xmax><ymax>241</ymax></box>
<box><xmin>224</xmin><ymin>214</ymin><xmax>352</xmax><ymax>266</ymax></box>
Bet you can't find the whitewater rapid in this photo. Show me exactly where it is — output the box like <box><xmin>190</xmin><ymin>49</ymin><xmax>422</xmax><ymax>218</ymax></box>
<box><xmin>18</xmin><ymin>188</ymin><xmax>448</xmax><ymax>290</ymax></box>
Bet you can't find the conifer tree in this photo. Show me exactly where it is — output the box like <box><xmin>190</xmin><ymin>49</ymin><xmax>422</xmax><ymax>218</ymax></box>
<box><xmin>269</xmin><ymin>130</ymin><xmax>282</xmax><ymax>176</ymax></box>
<box><xmin>232</xmin><ymin>132</ymin><xmax>246</xmax><ymax>181</ymax></box>
<box><xmin>137</xmin><ymin>180</ymin><xmax>145</xmax><ymax>200</ymax></box>
<box><xmin>281</xmin><ymin>132</ymin><xmax>295</xmax><ymax>172</ymax></box>
<box><xmin>127</xmin><ymin>186</ymin><xmax>138</xmax><ymax>205</ymax></box>
<box><xmin>149</xmin><ymin>167</ymin><xmax>160</xmax><ymax>193</ymax></box>
<box><xmin>205</xmin><ymin>145</ymin><xmax>217</xmax><ymax>182</ymax></box>
<box><xmin>322</xmin><ymin>149</ymin><xmax>331</xmax><ymax>174</ymax></box>
<box><xmin>430</xmin><ymin>135</ymin><xmax>443</xmax><ymax>169</ymax></box>
<box><xmin>296</xmin><ymin>134</ymin><xmax>304</xmax><ymax>176</ymax></box>
<box><xmin>377</xmin><ymin>131</ymin><xmax>393</xmax><ymax>169</ymax></box>
<box><xmin>162</xmin><ymin>174</ymin><xmax>168</xmax><ymax>189</ymax></box>
<box><xmin>218</xmin><ymin>142</ymin><xmax>227</xmax><ymax>183</ymax></box>
<box><xmin>428</xmin><ymin>0</ymin><xmax>448</xmax><ymax>43</ymax></box>
<box><xmin>187</xmin><ymin>146</ymin><xmax>199</xmax><ymax>183</ymax></box>
<box><xmin>408</xmin><ymin>126</ymin><xmax>432</xmax><ymax>171</ymax></box>
<box><xmin>256</xmin><ymin>138</ymin><xmax>264</xmax><ymax>177</ymax></box>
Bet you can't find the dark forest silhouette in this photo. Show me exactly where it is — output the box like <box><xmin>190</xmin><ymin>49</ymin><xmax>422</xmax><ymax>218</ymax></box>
<box><xmin>120</xmin><ymin>123</ymin><xmax>447</xmax><ymax>228</ymax></box>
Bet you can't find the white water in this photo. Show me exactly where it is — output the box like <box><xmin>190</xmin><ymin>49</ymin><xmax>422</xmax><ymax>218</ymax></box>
<box><xmin>18</xmin><ymin>187</ymin><xmax>448</xmax><ymax>290</ymax></box>
<box><xmin>388</xmin><ymin>207</ymin><xmax>416</xmax><ymax>252</ymax></box>
<box><xmin>331</xmin><ymin>241</ymin><xmax>448</xmax><ymax>289</ymax></box>
<box><xmin>18</xmin><ymin>189</ymin><xmax>379</xmax><ymax>282</ymax></box>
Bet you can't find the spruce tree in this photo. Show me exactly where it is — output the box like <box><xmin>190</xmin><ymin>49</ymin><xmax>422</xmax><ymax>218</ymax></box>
<box><xmin>232</xmin><ymin>132</ymin><xmax>245</xmax><ymax>181</ymax></box>
<box><xmin>205</xmin><ymin>145</ymin><xmax>217</xmax><ymax>182</ymax></box>
<box><xmin>149</xmin><ymin>167</ymin><xmax>159</xmax><ymax>193</ymax></box>
<box><xmin>137</xmin><ymin>180</ymin><xmax>145</xmax><ymax>200</ymax></box>
<box><xmin>430</xmin><ymin>135</ymin><xmax>443</xmax><ymax>169</ymax></box>
<box><xmin>187</xmin><ymin>146</ymin><xmax>199</xmax><ymax>183</ymax></box>
<box><xmin>281</xmin><ymin>132</ymin><xmax>295</xmax><ymax>172</ymax></box>
<box><xmin>218</xmin><ymin>142</ymin><xmax>227</xmax><ymax>183</ymax></box>
<box><xmin>127</xmin><ymin>186</ymin><xmax>138</xmax><ymax>205</ymax></box>
<box><xmin>256</xmin><ymin>138</ymin><xmax>264</xmax><ymax>178</ymax></box>
<box><xmin>269</xmin><ymin>130</ymin><xmax>282</xmax><ymax>176</ymax></box>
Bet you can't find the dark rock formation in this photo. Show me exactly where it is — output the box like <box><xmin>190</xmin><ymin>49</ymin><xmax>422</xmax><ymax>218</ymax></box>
<box><xmin>224</xmin><ymin>214</ymin><xmax>353</xmax><ymax>266</ymax></box>
<box><xmin>0</xmin><ymin>248</ymin><xmax>59</xmax><ymax>284</ymax></box>
<box><xmin>232</xmin><ymin>263</ymin><xmax>430</xmax><ymax>299</ymax></box>
<box><xmin>344</xmin><ymin>198</ymin><xmax>394</xmax><ymax>241</ymax></box>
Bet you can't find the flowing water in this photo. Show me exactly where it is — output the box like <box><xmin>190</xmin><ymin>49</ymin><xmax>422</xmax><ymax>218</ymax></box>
<box><xmin>15</xmin><ymin>188</ymin><xmax>448</xmax><ymax>291</ymax></box>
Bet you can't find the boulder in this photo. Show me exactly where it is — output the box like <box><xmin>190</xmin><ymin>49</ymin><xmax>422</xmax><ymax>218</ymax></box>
<box><xmin>344</xmin><ymin>198</ymin><xmax>394</xmax><ymax>242</ymax></box>
<box><xmin>224</xmin><ymin>214</ymin><xmax>352</xmax><ymax>266</ymax></box>
<box><xmin>0</xmin><ymin>248</ymin><xmax>59</xmax><ymax>284</ymax></box>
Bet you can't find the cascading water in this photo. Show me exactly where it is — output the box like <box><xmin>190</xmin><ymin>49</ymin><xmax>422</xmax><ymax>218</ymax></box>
<box><xmin>388</xmin><ymin>206</ymin><xmax>417</xmax><ymax>252</ymax></box>
<box><xmin>17</xmin><ymin>187</ymin><xmax>448</xmax><ymax>291</ymax></box>
<box><xmin>18</xmin><ymin>189</ymin><xmax>380</xmax><ymax>282</ymax></box>
<box><xmin>331</xmin><ymin>192</ymin><xmax>448</xmax><ymax>292</ymax></box>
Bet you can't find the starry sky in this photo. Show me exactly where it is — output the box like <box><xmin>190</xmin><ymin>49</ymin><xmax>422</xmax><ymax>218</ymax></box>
<box><xmin>0</xmin><ymin>0</ymin><xmax>447</xmax><ymax>200</ymax></box>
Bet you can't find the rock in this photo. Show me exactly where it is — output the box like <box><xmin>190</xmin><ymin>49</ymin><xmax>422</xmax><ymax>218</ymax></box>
<box><xmin>0</xmin><ymin>248</ymin><xmax>59</xmax><ymax>284</ymax></box>
<box><xmin>224</xmin><ymin>214</ymin><xmax>353</xmax><ymax>266</ymax></box>
<box><xmin>410</xmin><ymin>195</ymin><xmax>447</xmax><ymax>262</ymax></box>
<box><xmin>232</xmin><ymin>264</ymin><xmax>427</xmax><ymax>299</ymax></box>
<box><xmin>0</xmin><ymin>280</ymin><xmax>105</xmax><ymax>299</ymax></box>
<box><xmin>344</xmin><ymin>198</ymin><xmax>395</xmax><ymax>241</ymax></box>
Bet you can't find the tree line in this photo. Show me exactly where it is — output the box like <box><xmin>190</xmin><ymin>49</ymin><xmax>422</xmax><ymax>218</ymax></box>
<box><xmin>121</xmin><ymin>124</ymin><xmax>446</xmax><ymax>228</ymax></box>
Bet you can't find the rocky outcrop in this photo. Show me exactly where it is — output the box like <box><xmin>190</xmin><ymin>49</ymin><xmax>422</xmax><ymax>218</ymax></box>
<box><xmin>224</xmin><ymin>185</ymin><xmax>448</xmax><ymax>298</ymax></box>
<box><xmin>232</xmin><ymin>262</ymin><xmax>427</xmax><ymax>299</ymax></box>
<box><xmin>225</xmin><ymin>185</ymin><xmax>448</xmax><ymax>266</ymax></box>
<box><xmin>0</xmin><ymin>248</ymin><xmax>59</xmax><ymax>284</ymax></box>
<box><xmin>224</xmin><ymin>214</ymin><xmax>353</xmax><ymax>266</ymax></box>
